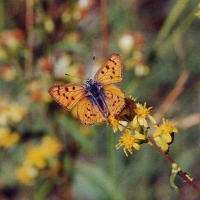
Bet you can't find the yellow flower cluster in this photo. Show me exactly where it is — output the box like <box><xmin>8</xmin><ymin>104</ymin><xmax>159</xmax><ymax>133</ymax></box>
<box><xmin>153</xmin><ymin>119</ymin><xmax>178</xmax><ymax>152</ymax></box>
<box><xmin>0</xmin><ymin>127</ymin><xmax>19</xmax><ymax>148</ymax></box>
<box><xmin>0</xmin><ymin>99</ymin><xmax>26</xmax><ymax>148</ymax></box>
<box><xmin>133</xmin><ymin>102</ymin><xmax>156</xmax><ymax>128</ymax></box>
<box><xmin>15</xmin><ymin>136</ymin><xmax>64</xmax><ymax>184</ymax></box>
<box><xmin>108</xmin><ymin>97</ymin><xmax>155</xmax><ymax>156</ymax></box>
<box><xmin>116</xmin><ymin>128</ymin><xmax>146</xmax><ymax>156</ymax></box>
<box><xmin>0</xmin><ymin>100</ymin><xmax>27</xmax><ymax>126</ymax></box>
<box><xmin>108</xmin><ymin>96</ymin><xmax>179</xmax><ymax>156</ymax></box>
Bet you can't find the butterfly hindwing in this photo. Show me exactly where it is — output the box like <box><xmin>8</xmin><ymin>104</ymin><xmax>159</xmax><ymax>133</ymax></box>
<box><xmin>77</xmin><ymin>96</ymin><xmax>106</xmax><ymax>125</ymax></box>
<box><xmin>94</xmin><ymin>53</ymin><xmax>123</xmax><ymax>85</ymax></box>
<box><xmin>103</xmin><ymin>84</ymin><xmax>125</xmax><ymax>116</ymax></box>
<box><xmin>49</xmin><ymin>83</ymin><xmax>86</xmax><ymax>110</ymax></box>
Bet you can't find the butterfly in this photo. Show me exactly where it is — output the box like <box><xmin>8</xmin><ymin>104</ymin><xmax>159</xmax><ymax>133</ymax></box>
<box><xmin>49</xmin><ymin>53</ymin><xmax>125</xmax><ymax>125</ymax></box>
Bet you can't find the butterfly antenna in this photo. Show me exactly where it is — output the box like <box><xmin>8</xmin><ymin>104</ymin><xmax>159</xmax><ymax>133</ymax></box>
<box><xmin>88</xmin><ymin>55</ymin><xmax>96</xmax><ymax>79</ymax></box>
<box><xmin>65</xmin><ymin>73</ymin><xmax>87</xmax><ymax>81</ymax></box>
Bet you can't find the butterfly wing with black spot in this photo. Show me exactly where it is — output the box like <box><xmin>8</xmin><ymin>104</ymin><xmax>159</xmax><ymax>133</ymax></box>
<box><xmin>49</xmin><ymin>83</ymin><xmax>86</xmax><ymax>110</ymax></box>
<box><xmin>77</xmin><ymin>96</ymin><xmax>107</xmax><ymax>125</ymax></box>
<box><xmin>103</xmin><ymin>84</ymin><xmax>125</xmax><ymax>116</ymax></box>
<box><xmin>94</xmin><ymin>53</ymin><xmax>123</xmax><ymax>85</ymax></box>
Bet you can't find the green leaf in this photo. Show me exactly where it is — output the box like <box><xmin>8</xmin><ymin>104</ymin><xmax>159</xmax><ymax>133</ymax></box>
<box><xmin>75</xmin><ymin>163</ymin><xmax>126</xmax><ymax>200</ymax></box>
<box><xmin>59</xmin><ymin>115</ymin><xmax>95</xmax><ymax>152</ymax></box>
<box><xmin>170</xmin><ymin>173</ymin><xmax>178</xmax><ymax>189</ymax></box>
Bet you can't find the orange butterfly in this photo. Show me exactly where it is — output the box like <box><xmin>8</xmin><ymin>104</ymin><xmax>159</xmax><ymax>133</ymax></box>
<box><xmin>49</xmin><ymin>53</ymin><xmax>125</xmax><ymax>125</ymax></box>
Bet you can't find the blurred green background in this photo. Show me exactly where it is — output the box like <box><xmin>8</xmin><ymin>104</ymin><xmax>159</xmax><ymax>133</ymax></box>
<box><xmin>0</xmin><ymin>0</ymin><xmax>200</xmax><ymax>199</ymax></box>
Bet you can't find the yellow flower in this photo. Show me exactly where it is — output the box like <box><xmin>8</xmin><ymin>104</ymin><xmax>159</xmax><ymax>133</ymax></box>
<box><xmin>9</xmin><ymin>103</ymin><xmax>27</xmax><ymax>123</ymax></box>
<box><xmin>25</xmin><ymin>145</ymin><xmax>46</xmax><ymax>169</ymax></box>
<box><xmin>154</xmin><ymin>136</ymin><xmax>169</xmax><ymax>152</ymax></box>
<box><xmin>25</xmin><ymin>137</ymin><xmax>63</xmax><ymax>169</ymax></box>
<box><xmin>15</xmin><ymin>165</ymin><xmax>38</xmax><ymax>185</ymax></box>
<box><xmin>195</xmin><ymin>3</ymin><xmax>200</xmax><ymax>18</ymax></box>
<box><xmin>108</xmin><ymin>115</ymin><xmax>127</xmax><ymax>133</ymax></box>
<box><xmin>133</xmin><ymin>102</ymin><xmax>156</xmax><ymax>127</ymax></box>
<box><xmin>0</xmin><ymin>127</ymin><xmax>19</xmax><ymax>148</ymax></box>
<box><xmin>44</xmin><ymin>16</ymin><xmax>55</xmax><ymax>33</ymax></box>
<box><xmin>153</xmin><ymin>118</ymin><xmax>178</xmax><ymax>152</ymax></box>
<box><xmin>153</xmin><ymin>118</ymin><xmax>178</xmax><ymax>139</ymax></box>
<box><xmin>116</xmin><ymin>128</ymin><xmax>145</xmax><ymax>156</ymax></box>
<box><xmin>0</xmin><ymin>100</ymin><xmax>27</xmax><ymax>126</ymax></box>
<box><xmin>40</xmin><ymin>136</ymin><xmax>64</xmax><ymax>159</ymax></box>
<box><xmin>0</xmin><ymin>47</ymin><xmax>8</xmax><ymax>61</ymax></box>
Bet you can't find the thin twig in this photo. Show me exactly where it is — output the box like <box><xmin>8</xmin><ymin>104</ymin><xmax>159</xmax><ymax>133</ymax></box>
<box><xmin>100</xmin><ymin>0</ymin><xmax>109</xmax><ymax>57</ymax></box>
<box><xmin>154</xmin><ymin>71</ymin><xmax>190</xmax><ymax>121</ymax></box>
<box><xmin>148</xmin><ymin>136</ymin><xmax>199</xmax><ymax>189</ymax></box>
<box><xmin>25</xmin><ymin>0</ymin><xmax>34</xmax><ymax>77</ymax></box>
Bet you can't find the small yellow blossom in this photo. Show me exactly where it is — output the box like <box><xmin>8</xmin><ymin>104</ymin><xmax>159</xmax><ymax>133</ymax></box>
<box><xmin>195</xmin><ymin>3</ymin><xmax>200</xmax><ymax>18</ymax></box>
<box><xmin>133</xmin><ymin>102</ymin><xmax>156</xmax><ymax>127</ymax></box>
<box><xmin>153</xmin><ymin>118</ymin><xmax>178</xmax><ymax>152</ymax></box>
<box><xmin>108</xmin><ymin>115</ymin><xmax>126</xmax><ymax>133</ymax></box>
<box><xmin>153</xmin><ymin>118</ymin><xmax>178</xmax><ymax>138</ymax></box>
<box><xmin>0</xmin><ymin>47</ymin><xmax>8</xmax><ymax>61</ymax></box>
<box><xmin>25</xmin><ymin>137</ymin><xmax>63</xmax><ymax>169</ymax></box>
<box><xmin>154</xmin><ymin>136</ymin><xmax>169</xmax><ymax>152</ymax></box>
<box><xmin>0</xmin><ymin>100</ymin><xmax>26</xmax><ymax>126</ymax></box>
<box><xmin>44</xmin><ymin>16</ymin><xmax>55</xmax><ymax>33</ymax></box>
<box><xmin>15</xmin><ymin>165</ymin><xmax>38</xmax><ymax>185</ymax></box>
<box><xmin>9</xmin><ymin>103</ymin><xmax>27</xmax><ymax>123</ymax></box>
<box><xmin>171</xmin><ymin>163</ymin><xmax>181</xmax><ymax>174</ymax></box>
<box><xmin>116</xmin><ymin>128</ymin><xmax>145</xmax><ymax>156</ymax></box>
<box><xmin>40</xmin><ymin>136</ymin><xmax>64</xmax><ymax>158</ymax></box>
<box><xmin>25</xmin><ymin>145</ymin><xmax>47</xmax><ymax>169</ymax></box>
<box><xmin>0</xmin><ymin>127</ymin><xmax>20</xmax><ymax>148</ymax></box>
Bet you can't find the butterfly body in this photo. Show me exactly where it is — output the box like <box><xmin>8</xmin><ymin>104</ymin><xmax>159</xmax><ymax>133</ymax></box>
<box><xmin>85</xmin><ymin>79</ymin><xmax>109</xmax><ymax>117</ymax></box>
<box><xmin>49</xmin><ymin>53</ymin><xmax>125</xmax><ymax>125</ymax></box>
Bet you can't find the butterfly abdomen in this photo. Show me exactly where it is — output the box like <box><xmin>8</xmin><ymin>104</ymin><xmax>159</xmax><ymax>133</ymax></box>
<box><xmin>86</xmin><ymin>80</ymin><xmax>109</xmax><ymax>117</ymax></box>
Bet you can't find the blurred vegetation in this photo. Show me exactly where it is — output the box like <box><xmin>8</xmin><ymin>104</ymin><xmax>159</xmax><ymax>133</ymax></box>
<box><xmin>0</xmin><ymin>0</ymin><xmax>200</xmax><ymax>199</ymax></box>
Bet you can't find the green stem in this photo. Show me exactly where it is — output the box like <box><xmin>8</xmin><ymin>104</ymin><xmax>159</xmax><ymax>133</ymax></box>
<box><xmin>148</xmin><ymin>136</ymin><xmax>199</xmax><ymax>189</ymax></box>
<box><xmin>107</xmin><ymin>129</ymin><xmax>117</xmax><ymax>200</ymax></box>
<box><xmin>33</xmin><ymin>180</ymin><xmax>53</xmax><ymax>200</ymax></box>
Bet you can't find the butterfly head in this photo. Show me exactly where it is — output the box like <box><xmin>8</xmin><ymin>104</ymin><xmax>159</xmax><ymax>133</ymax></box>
<box><xmin>86</xmin><ymin>79</ymin><xmax>93</xmax><ymax>85</ymax></box>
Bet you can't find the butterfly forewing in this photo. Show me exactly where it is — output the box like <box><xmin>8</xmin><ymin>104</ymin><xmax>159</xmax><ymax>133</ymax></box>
<box><xmin>49</xmin><ymin>83</ymin><xmax>86</xmax><ymax>110</ymax></box>
<box><xmin>103</xmin><ymin>84</ymin><xmax>125</xmax><ymax>116</ymax></box>
<box><xmin>94</xmin><ymin>53</ymin><xmax>123</xmax><ymax>85</ymax></box>
<box><xmin>77</xmin><ymin>97</ymin><xmax>106</xmax><ymax>125</ymax></box>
